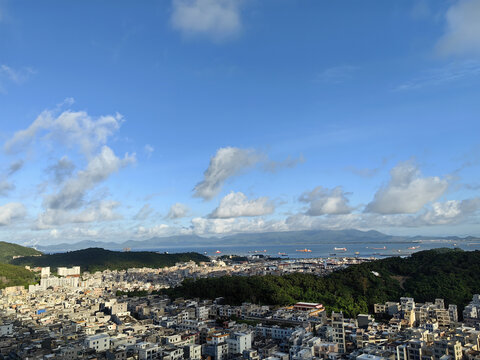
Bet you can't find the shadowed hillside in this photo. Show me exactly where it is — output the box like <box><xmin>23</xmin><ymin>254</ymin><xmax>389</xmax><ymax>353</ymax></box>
<box><xmin>11</xmin><ymin>248</ymin><xmax>210</xmax><ymax>272</ymax></box>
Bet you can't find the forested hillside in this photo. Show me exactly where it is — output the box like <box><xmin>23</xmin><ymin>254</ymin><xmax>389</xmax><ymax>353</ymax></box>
<box><xmin>164</xmin><ymin>248</ymin><xmax>480</xmax><ymax>317</ymax></box>
<box><xmin>11</xmin><ymin>248</ymin><xmax>210</xmax><ymax>272</ymax></box>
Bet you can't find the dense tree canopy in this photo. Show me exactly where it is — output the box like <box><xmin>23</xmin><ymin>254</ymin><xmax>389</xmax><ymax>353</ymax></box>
<box><xmin>164</xmin><ymin>248</ymin><xmax>480</xmax><ymax>317</ymax></box>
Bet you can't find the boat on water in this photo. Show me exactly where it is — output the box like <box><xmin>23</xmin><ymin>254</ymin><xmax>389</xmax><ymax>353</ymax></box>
<box><xmin>296</xmin><ymin>248</ymin><xmax>312</xmax><ymax>252</ymax></box>
<box><xmin>408</xmin><ymin>246</ymin><xmax>420</xmax><ymax>250</ymax></box>
<box><xmin>334</xmin><ymin>247</ymin><xmax>347</xmax><ymax>251</ymax></box>
<box><xmin>278</xmin><ymin>252</ymin><xmax>287</xmax><ymax>256</ymax></box>
<box><xmin>372</xmin><ymin>246</ymin><xmax>386</xmax><ymax>250</ymax></box>
<box><xmin>215</xmin><ymin>250</ymin><xmax>221</xmax><ymax>254</ymax></box>
<box><xmin>354</xmin><ymin>251</ymin><xmax>360</xmax><ymax>255</ymax></box>
<box><xmin>330</xmin><ymin>253</ymin><xmax>337</xmax><ymax>256</ymax></box>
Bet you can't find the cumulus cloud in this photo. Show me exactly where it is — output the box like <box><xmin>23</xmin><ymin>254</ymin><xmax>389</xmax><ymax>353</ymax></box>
<box><xmin>44</xmin><ymin>146</ymin><xmax>135</xmax><ymax>211</ymax></box>
<box><xmin>437</xmin><ymin>0</ymin><xmax>480</xmax><ymax>57</ymax></box>
<box><xmin>209</xmin><ymin>191</ymin><xmax>274</xmax><ymax>218</ymax></box>
<box><xmin>36</xmin><ymin>200</ymin><xmax>122</xmax><ymax>228</ymax></box>
<box><xmin>194</xmin><ymin>147</ymin><xmax>261</xmax><ymax>200</ymax></box>
<box><xmin>300</xmin><ymin>186</ymin><xmax>353</xmax><ymax>216</ymax></box>
<box><xmin>190</xmin><ymin>216</ymin><xmax>287</xmax><ymax>235</ymax></box>
<box><xmin>0</xmin><ymin>203</ymin><xmax>26</xmax><ymax>226</ymax></box>
<box><xmin>418</xmin><ymin>198</ymin><xmax>480</xmax><ymax>225</ymax></box>
<box><xmin>171</xmin><ymin>0</ymin><xmax>243</xmax><ymax>41</ymax></box>
<box><xmin>4</xmin><ymin>108</ymin><xmax>123</xmax><ymax>156</ymax></box>
<box><xmin>46</xmin><ymin>156</ymin><xmax>75</xmax><ymax>184</ymax></box>
<box><xmin>167</xmin><ymin>202</ymin><xmax>190</xmax><ymax>219</ymax></box>
<box><xmin>134</xmin><ymin>204</ymin><xmax>155</xmax><ymax>220</ymax></box>
<box><xmin>137</xmin><ymin>224</ymin><xmax>170</xmax><ymax>237</ymax></box>
<box><xmin>365</xmin><ymin>161</ymin><xmax>448</xmax><ymax>214</ymax></box>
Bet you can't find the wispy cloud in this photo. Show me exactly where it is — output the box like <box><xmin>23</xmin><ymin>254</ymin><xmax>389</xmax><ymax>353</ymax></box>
<box><xmin>0</xmin><ymin>65</ymin><xmax>35</xmax><ymax>93</ymax></box>
<box><xmin>395</xmin><ymin>60</ymin><xmax>480</xmax><ymax>91</ymax></box>
<box><xmin>315</xmin><ymin>65</ymin><xmax>358</xmax><ymax>84</ymax></box>
<box><xmin>263</xmin><ymin>154</ymin><xmax>305</xmax><ymax>173</ymax></box>
<box><xmin>346</xmin><ymin>158</ymin><xmax>389</xmax><ymax>178</ymax></box>
<box><xmin>171</xmin><ymin>0</ymin><xmax>243</xmax><ymax>42</ymax></box>
<box><xmin>144</xmin><ymin>144</ymin><xmax>154</xmax><ymax>158</ymax></box>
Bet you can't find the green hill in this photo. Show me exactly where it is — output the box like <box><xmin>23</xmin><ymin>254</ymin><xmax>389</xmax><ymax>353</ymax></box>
<box><xmin>0</xmin><ymin>241</ymin><xmax>42</xmax><ymax>263</ymax></box>
<box><xmin>0</xmin><ymin>262</ymin><xmax>38</xmax><ymax>289</ymax></box>
<box><xmin>11</xmin><ymin>248</ymin><xmax>210</xmax><ymax>272</ymax></box>
<box><xmin>164</xmin><ymin>248</ymin><xmax>480</xmax><ymax>317</ymax></box>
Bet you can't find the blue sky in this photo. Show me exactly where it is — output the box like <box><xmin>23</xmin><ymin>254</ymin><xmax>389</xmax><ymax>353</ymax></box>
<box><xmin>0</xmin><ymin>0</ymin><xmax>480</xmax><ymax>245</ymax></box>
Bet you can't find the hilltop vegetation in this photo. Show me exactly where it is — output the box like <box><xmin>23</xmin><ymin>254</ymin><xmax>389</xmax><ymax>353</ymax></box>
<box><xmin>0</xmin><ymin>263</ymin><xmax>38</xmax><ymax>289</ymax></box>
<box><xmin>164</xmin><ymin>248</ymin><xmax>480</xmax><ymax>317</ymax></box>
<box><xmin>11</xmin><ymin>248</ymin><xmax>210</xmax><ymax>272</ymax></box>
<box><xmin>0</xmin><ymin>241</ymin><xmax>42</xmax><ymax>263</ymax></box>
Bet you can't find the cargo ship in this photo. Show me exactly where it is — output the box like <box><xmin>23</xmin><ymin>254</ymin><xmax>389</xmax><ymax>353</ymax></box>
<box><xmin>334</xmin><ymin>247</ymin><xmax>347</xmax><ymax>251</ymax></box>
<box><xmin>296</xmin><ymin>248</ymin><xmax>312</xmax><ymax>252</ymax></box>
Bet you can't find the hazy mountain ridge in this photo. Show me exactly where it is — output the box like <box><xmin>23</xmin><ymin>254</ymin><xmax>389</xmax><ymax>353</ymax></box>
<box><xmin>33</xmin><ymin>229</ymin><xmax>480</xmax><ymax>252</ymax></box>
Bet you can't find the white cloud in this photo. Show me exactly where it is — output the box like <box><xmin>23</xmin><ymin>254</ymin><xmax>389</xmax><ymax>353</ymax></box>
<box><xmin>44</xmin><ymin>146</ymin><xmax>135</xmax><ymax>211</ymax></box>
<box><xmin>36</xmin><ymin>200</ymin><xmax>122</xmax><ymax>229</ymax></box>
<box><xmin>171</xmin><ymin>0</ymin><xmax>243</xmax><ymax>41</ymax></box>
<box><xmin>299</xmin><ymin>186</ymin><xmax>353</xmax><ymax>216</ymax></box>
<box><xmin>0</xmin><ymin>203</ymin><xmax>26</xmax><ymax>226</ymax></box>
<box><xmin>4</xmin><ymin>107</ymin><xmax>123</xmax><ymax>156</ymax></box>
<box><xmin>134</xmin><ymin>204</ymin><xmax>155</xmax><ymax>220</ymax></box>
<box><xmin>167</xmin><ymin>202</ymin><xmax>190</xmax><ymax>219</ymax></box>
<box><xmin>194</xmin><ymin>147</ymin><xmax>261</xmax><ymax>200</ymax></box>
<box><xmin>365</xmin><ymin>161</ymin><xmax>448</xmax><ymax>214</ymax></box>
<box><xmin>50</xmin><ymin>229</ymin><xmax>60</xmax><ymax>238</ymax></box>
<box><xmin>418</xmin><ymin>198</ymin><xmax>480</xmax><ymax>225</ymax></box>
<box><xmin>209</xmin><ymin>191</ymin><xmax>274</xmax><ymax>218</ymax></box>
<box><xmin>137</xmin><ymin>224</ymin><xmax>170</xmax><ymax>237</ymax></box>
<box><xmin>190</xmin><ymin>216</ymin><xmax>287</xmax><ymax>235</ymax></box>
<box><xmin>437</xmin><ymin>0</ymin><xmax>480</xmax><ymax>57</ymax></box>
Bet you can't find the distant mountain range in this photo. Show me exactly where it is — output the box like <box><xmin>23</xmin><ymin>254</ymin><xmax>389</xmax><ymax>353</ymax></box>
<box><xmin>34</xmin><ymin>229</ymin><xmax>480</xmax><ymax>252</ymax></box>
